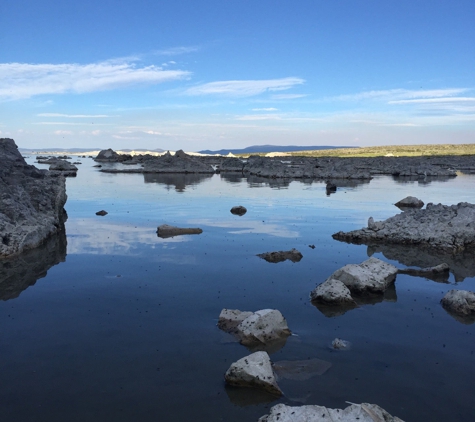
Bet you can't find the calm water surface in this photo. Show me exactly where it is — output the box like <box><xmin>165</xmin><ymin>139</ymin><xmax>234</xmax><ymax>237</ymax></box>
<box><xmin>1</xmin><ymin>158</ymin><xmax>474</xmax><ymax>421</ymax></box>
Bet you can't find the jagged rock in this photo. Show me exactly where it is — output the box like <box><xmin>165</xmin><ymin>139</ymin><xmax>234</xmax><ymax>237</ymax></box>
<box><xmin>327</xmin><ymin>257</ymin><xmax>398</xmax><ymax>293</ymax></box>
<box><xmin>156</xmin><ymin>224</ymin><xmax>203</xmax><ymax>238</ymax></box>
<box><xmin>143</xmin><ymin>152</ymin><xmax>215</xmax><ymax>174</ymax></box>
<box><xmin>333</xmin><ymin>202</ymin><xmax>475</xmax><ymax>252</ymax></box>
<box><xmin>230</xmin><ymin>205</ymin><xmax>247</xmax><ymax>216</ymax></box>
<box><xmin>94</xmin><ymin>148</ymin><xmax>121</xmax><ymax>162</ymax></box>
<box><xmin>96</xmin><ymin>210</ymin><xmax>108</xmax><ymax>216</ymax></box>
<box><xmin>441</xmin><ymin>290</ymin><xmax>475</xmax><ymax>316</ymax></box>
<box><xmin>49</xmin><ymin>159</ymin><xmax>78</xmax><ymax>177</ymax></box>
<box><xmin>257</xmin><ymin>248</ymin><xmax>303</xmax><ymax>263</ymax></box>
<box><xmin>310</xmin><ymin>279</ymin><xmax>356</xmax><ymax>305</ymax></box>
<box><xmin>218</xmin><ymin>309</ymin><xmax>291</xmax><ymax>346</ymax></box>
<box><xmin>218</xmin><ymin>157</ymin><xmax>244</xmax><ymax>172</ymax></box>
<box><xmin>258</xmin><ymin>402</ymin><xmax>404</xmax><ymax>422</ymax></box>
<box><xmin>0</xmin><ymin>138</ymin><xmax>67</xmax><ymax>257</ymax></box>
<box><xmin>224</xmin><ymin>351</ymin><xmax>282</xmax><ymax>396</ymax></box>
<box><xmin>395</xmin><ymin>195</ymin><xmax>424</xmax><ymax>209</ymax></box>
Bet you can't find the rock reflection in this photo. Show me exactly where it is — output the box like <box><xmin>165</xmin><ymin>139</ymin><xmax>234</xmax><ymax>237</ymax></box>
<box><xmin>392</xmin><ymin>175</ymin><xmax>453</xmax><ymax>185</ymax></box>
<box><xmin>367</xmin><ymin>244</ymin><xmax>475</xmax><ymax>282</ymax></box>
<box><xmin>312</xmin><ymin>285</ymin><xmax>397</xmax><ymax>318</ymax></box>
<box><xmin>0</xmin><ymin>230</ymin><xmax>67</xmax><ymax>300</ymax></box>
<box><xmin>442</xmin><ymin>308</ymin><xmax>475</xmax><ymax>325</ymax></box>
<box><xmin>246</xmin><ymin>176</ymin><xmax>291</xmax><ymax>189</ymax></box>
<box><xmin>143</xmin><ymin>173</ymin><xmax>213</xmax><ymax>192</ymax></box>
<box><xmin>225</xmin><ymin>385</ymin><xmax>279</xmax><ymax>407</ymax></box>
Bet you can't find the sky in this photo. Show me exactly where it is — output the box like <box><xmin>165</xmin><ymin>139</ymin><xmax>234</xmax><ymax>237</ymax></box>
<box><xmin>1</xmin><ymin>0</ymin><xmax>474</xmax><ymax>152</ymax></box>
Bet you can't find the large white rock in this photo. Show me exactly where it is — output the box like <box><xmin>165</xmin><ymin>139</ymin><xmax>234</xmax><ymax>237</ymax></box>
<box><xmin>237</xmin><ymin>309</ymin><xmax>291</xmax><ymax>346</ymax></box>
<box><xmin>258</xmin><ymin>402</ymin><xmax>404</xmax><ymax>422</ymax></box>
<box><xmin>441</xmin><ymin>290</ymin><xmax>475</xmax><ymax>316</ymax></box>
<box><xmin>329</xmin><ymin>257</ymin><xmax>398</xmax><ymax>293</ymax></box>
<box><xmin>224</xmin><ymin>351</ymin><xmax>282</xmax><ymax>396</ymax></box>
<box><xmin>310</xmin><ymin>278</ymin><xmax>356</xmax><ymax>305</ymax></box>
<box><xmin>218</xmin><ymin>308</ymin><xmax>291</xmax><ymax>346</ymax></box>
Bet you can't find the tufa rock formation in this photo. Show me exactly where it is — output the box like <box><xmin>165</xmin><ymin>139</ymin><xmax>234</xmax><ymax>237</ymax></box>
<box><xmin>0</xmin><ymin>139</ymin><xmax>67</xmax><ymax>257</ymax></box>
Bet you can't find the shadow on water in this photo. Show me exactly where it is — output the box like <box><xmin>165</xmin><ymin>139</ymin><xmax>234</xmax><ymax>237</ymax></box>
<box><xmin>367</xmin><ymin>243</ymin><xmax>475</xmax><ymax>282</ymax></box>
<box><xmin>0</xmin><ymin>229</ymin><xmax>67</xmax><ymax>301</ymax></box>
<box><xmin>392</xmin><ymin>175</ymin><xmax>453</xmax><ymax>185</ymax></box>
<box><xmin>143</xmin><ymin>173</ymin><xmax>213</xmax><ymax>192</ymax></box>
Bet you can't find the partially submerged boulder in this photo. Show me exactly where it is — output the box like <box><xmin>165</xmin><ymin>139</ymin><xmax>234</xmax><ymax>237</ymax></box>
<box><xmin>257</xmin><ymin>248</ymin><xmax>303</xmax><ymax>263</ymax></box>
<box><xmin>331</xmin><ymin>338</ymin><xmax>351</xmax><ymax>350</ymax></box>
<box><xmin>224</xmin><ymin>351</ymin><xmax>282</xmax><ymax>396</ymax></box>
<box><xmin>230</xmin><ymin>205</ymin><xmax>247</xmax><ymax>216</ymax></box>
<box><xmin>328</xmin><ymin>257</ymin><xmax>398</xmax><ymax>294</ymax></box>
<box><xmin>395</xmin><ymin>195</ymin><xmax>424</xmax><ymax>209</ymax></box>
<box><xmin>333</xmin><ymin>202</ymin><xmax>475</xmax><ymax>252</ymax></box>
<box><xmin>94</xmin><ymin>148</ymin><xmax>121</xmax><ymax>162</ymax></box>
<box><xmin>143</xmin><ymin>151</ymin><xmax>215</xmax><ymax>174</ymax></box>
<box><xmin>398</xmin><ymin>263</ymin><xmax>450</xmax><ymax>282</ymax></box>
<box><xmin>258</xmin><ymin>402</ymin><xmax>404</xmax><ymax>422</ymax></box>
<box><xmin>441</xmin><ymin>290</ymin><xmax>475</xmax><ymax>316</ymax></box>
<box><xmin>218</xmin><ymin>308</ymin><xmax>291</xmax><ymax>346</ymax></box>
<box><xmin>0</xmin><ymin>139</ymin><xmax>67</xmax><ymax>257</ymax></box>
<box><xmin>310</xmin><ymin>279</ymin><xmax>356</xmax><ymax>306</ymax></box>
<box><xmin>156</xmin><ymin>224</ymin><xmax>203</xmax><ymax>238</ymax></box>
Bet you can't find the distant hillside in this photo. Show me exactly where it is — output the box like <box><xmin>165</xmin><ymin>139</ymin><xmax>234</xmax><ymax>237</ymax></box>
<box><xmin>198</xmin><ymin>145</ymin><xmax>357</xmax><ymax>155</ymax></box>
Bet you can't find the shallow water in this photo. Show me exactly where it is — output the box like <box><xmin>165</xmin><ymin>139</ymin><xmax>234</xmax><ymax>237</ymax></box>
<box><xmin>1</xmin><ymin>158</ymin><xmax>474</xmax><ymax>421</ymax></box>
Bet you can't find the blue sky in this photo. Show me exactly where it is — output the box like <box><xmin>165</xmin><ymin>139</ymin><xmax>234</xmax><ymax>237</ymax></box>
<box><xmin>1</xmin><ymin>0</ymin><xmax>474</xmax><ymax>151</ymax></box>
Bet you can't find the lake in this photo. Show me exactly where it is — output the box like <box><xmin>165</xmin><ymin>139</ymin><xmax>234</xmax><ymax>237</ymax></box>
<box><xmin>1</xmin><ymin>157</ymin><xmax>474</xmax><ymax>421</ymax></box>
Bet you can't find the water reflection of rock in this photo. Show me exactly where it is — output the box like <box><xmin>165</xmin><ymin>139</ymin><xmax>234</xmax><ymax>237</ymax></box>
<box><xmin>225</xmin><ymin>385</ymin><xmax>279</xmax><ymax>407</ymax></box>
<box><xmin>367</xmin><ymin>244</ymin><xmax>475</xmax><ymax>282</ymax></box>
<box><xmin>0</xmin><ymin>230</ymin><xmax>67</xmax><ymax>300</ymax></box>
<box><xmin>391</xmin><ymin>175</ymin><xmax>453</xmax><ymax>185</ymax></box>
<box><xmin>312</xmin><ymin>285</ymin><xmax>397</xmax><ymax>317</ymax></box>
<box><xmin>143</xmin><ymin>173</ymin><xmax>213</xmax><ymax>192</ymax></box>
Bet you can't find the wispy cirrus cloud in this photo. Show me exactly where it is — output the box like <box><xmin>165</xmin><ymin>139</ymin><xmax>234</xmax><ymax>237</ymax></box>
<box><xmin>154</xmin><ymin>46</ymin><xmax>200</xmax><ymax>56</ymax></box>
<box><xmin>185</xmin><ymin>77</ymin><xmax>305</xmax><ymax>97</ymax></box>
<box><xmin>0</xmin><ymin>60</ymin><xmax>191</xmax><ymax>101</ymax></box>
<box><xmin>37</xmin><ymin>113</ymin><xmax>111</xmax><ymax>118</ymax></box>
<box><xmin>389</xmin><ymin>96</ymin><xmax>475</xmax><ymax>105</ymax></box>
<box><xmin>329</xmin><ymin>88</ymin><xmax>469</xmax><ymax>102</ymax></box>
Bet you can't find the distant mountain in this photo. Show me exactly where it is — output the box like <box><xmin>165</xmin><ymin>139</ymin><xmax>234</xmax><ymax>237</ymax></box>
<box><xmin>198</xmin><ymin>145</ymin><xmax>357</xmax><ymax>155</ymax></box>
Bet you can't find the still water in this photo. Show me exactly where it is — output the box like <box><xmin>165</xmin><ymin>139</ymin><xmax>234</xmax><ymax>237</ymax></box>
<box><xmin>1</xmin><ymin>158</ymin><xmax>474</xmax><ymax>421</ymax></box>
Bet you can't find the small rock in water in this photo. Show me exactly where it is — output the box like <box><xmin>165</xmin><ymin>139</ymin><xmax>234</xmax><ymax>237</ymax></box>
<box><xmin>230</xmin><ymin>205</ymin><xmax>247</xmax><ymax>216</ymax></box>
<box><xmin>309</xmin><ymin>244</ymin><xmax>315</xmax><ymax>249</ymax></box>
<box><xmin>96</xmin><ymin>210</ymin><xmax>108</xmax><ymax>216</ymax></box>
<box><xmin>257</xmin><ymin>248</ymin><xmax>303</xmax><ymax>263</ymax></box>
<box><xmin>331</xmin><ymin>338</ymin><xmax>350</xmax><ymax>350</ymax></box>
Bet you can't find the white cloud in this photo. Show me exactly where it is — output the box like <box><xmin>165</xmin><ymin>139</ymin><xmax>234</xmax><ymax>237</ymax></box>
<box><xmin>54</xmin><ymin>130</ymin><xmax>73</xmax><ymax>135</ymax></box>
<box><xmin>185</xmin><ymin>77</ymin><xmax>305</xmax><ymax>97</ymax></box>
<box><xmin>37</xmin><ymin>113</ymin><xmax>111</xmax><ymax>118</ymax></box>
<box><xmin>252</xmin><ymin>107</ymin><xmax>278</xmax><ymax>111</ymax></box>
<box><xmin>330</xmin><ymin>88</ymin><xmax>468</xmax><ymax>102</ymax></box>
<box><xmin>236</xmin><ymin>114</ymin><xmax>282</xmax><ymax>121</ymax></box>
<box><xmin>0</xmin><ymin>60</ymin><xmax>191</xmax><ymax>100</ymax></box>
<box><xmin>154</xmin><ymin>46</ymin><xmax>200</xmax><ymax>56</ymax></box>
<box><xmin>144</xmin><ymin>130</ymin><xmax>163</xmax><ymax>135</ymax></box>
<box><xmin>271</xmin><ymin>93</ymin><xmax>308</xmax><ymax>100</ymax></box>
<box><xmin>389</xmin><ymin>96</ymin><xmax>475</xmax><ymax>105</ymax></box>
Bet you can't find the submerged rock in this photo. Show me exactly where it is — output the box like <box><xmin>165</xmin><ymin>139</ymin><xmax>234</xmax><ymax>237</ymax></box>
<box><xmin>0</xmin><ymin>138</ymin><xmax>68</xmax><ymax>257</ymax></box>
<box><xmin>224</xmin><ymin>351</ymin><xmax>282</xmax><ymax>396</ymax></box>
<box><xmin>258</xmin><ymin>402</ymin><xmax>404</xmax><ymax>422</ymax></box>
<box><xmin>333</xmin><ymin>202</ymin><xmax>475</xmax><ymax>252</ymax></box>
<box><xmin>398</xmin><ymin>263</ymin><xmax>450</xmax><ymax>281</ymax></box>
<box><xmin>310</xmin><ymin>279</ymin><xmax>356</xmax><ymax>306</ymax></box>
<box><xmin>395</xmin><ymin>195</ymin><xmax>424</xmax><ymax>209</ymax></box>
<box><xmin>96</xmin><ymin>210</ymin><xmax>108</xmax><ymax>216</ymax></box>
<box><xmin>331</xmin><ymin>338</ymin><xmax>351</xmax><ymax>350</ymax></box>
<box><xmin>156</xmin><ymin>224</ymin><xmax>203</xmax><ymax>238</ymax></box>
<box><xmin>230</xmin><ymin>205</ymin><xmax>247</xmax><ymax>216</ymax></box>
<box><xmin>273</xmin><ymin>358</ymin><xmax>332</xmax><ymax>380</ymax></box>
<box><xmin>218</xmin><ymin>308</ymin><xmax>291</xmax><ymax>347</ymax></box>
<box><xmin>257</xmin><ymin>248</ymin><xmax>303</xmax><ymax>263</ymax></box>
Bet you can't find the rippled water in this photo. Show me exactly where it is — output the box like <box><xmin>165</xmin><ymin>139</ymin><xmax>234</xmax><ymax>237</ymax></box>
<box><xmin>1</xmin><ymin>158</ymin><xmax>474</xmax><ymax>421</ymax></box>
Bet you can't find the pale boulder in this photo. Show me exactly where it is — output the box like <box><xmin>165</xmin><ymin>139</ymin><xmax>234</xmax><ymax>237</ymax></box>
<box><xmin>441</xmin><ymin>290</ymin><xmax>475</xmax><ymax>316</ymax></box>
<box><xmin>310</xmin><ymin>279</ymin><xmax>356</xmax><ymax>305</ymax></box>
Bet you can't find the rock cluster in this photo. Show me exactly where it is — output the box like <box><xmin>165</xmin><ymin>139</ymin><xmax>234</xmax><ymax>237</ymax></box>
<box><xmin>143</xmin><ymin>150</ymin><xmax>215</xmax><ymax>174</ymax></box>
<box><xmin>333</xmin><ymin>202</ymin><xmax>475</xmax><ymax>252</ymax></box>
<box><xmin>0</xmin><ymin>139</ymin><xmax>67</xmax><ymax>257</ymax></box>
<box><xmin>49</xmin><ymin>159</ymin><xmax>78</xmax><ymax>177</ymax></box>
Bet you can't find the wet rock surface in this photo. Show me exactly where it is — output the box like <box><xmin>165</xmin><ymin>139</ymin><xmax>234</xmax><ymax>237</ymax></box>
<box><xmin>333</xmin><ymin>202</ymin><xmax>475</xmax><ymax>252</ymax></box>
<box><xmin>395</xmin><ymin>195</ymin><xmax>424</xmax><ymax>209</ymax></box>
<box><xmin>310</xmin><ymin>278</ymin><xmax>356</xmax><ymax>306</ymax></box>
<box><xmin>156</xmin><ymin>224</ymin><xmax>203</xmax><ymax>238</ymax></box>
<box><xmin>224</xmin><ymin>351</ymin><xmax>282</xmax><ymax>396</ymax></box>
<box><xmin>441</xmin><ymin>290</ymin><xmax>475</xmax><ymax>317</ymax></box>
<box><xmin>257</xmin><ymin>248</ymin><xmax>303</xmax><ymax>263</ymax></box>
<box><xmin>218</xmin><ymin>308</ymin><xmax>291</xmax><ymax>347</ymax></box>
<box><xmin>0</xmin><ymin>138</ymin><xmax>68</xmax><ymax>257</ymax></box>
<box><xmin>0</xmin><ymin>229</ymin><xmax>67</xmax><ymax>300</ymax></box>
<box><xmin>258</xmin><ymin>402</ymin><xmax>404</xmax><ymax>422</ymax></box>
